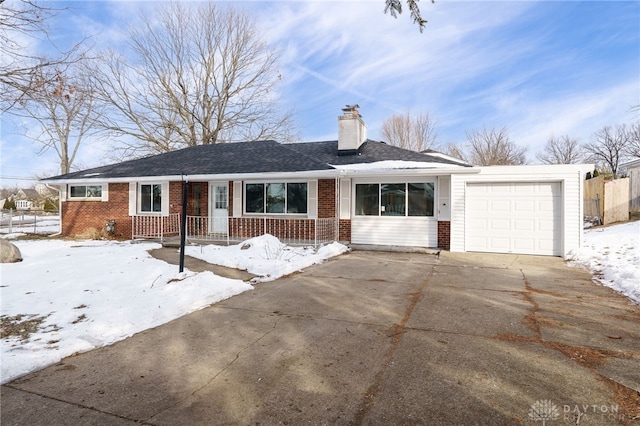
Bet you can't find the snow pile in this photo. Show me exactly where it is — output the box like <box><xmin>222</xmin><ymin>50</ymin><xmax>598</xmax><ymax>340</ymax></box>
<box><xmin>186</xmin><ymin>234</ymin><xmax>350</xmax><ymax>281</ymax></box>
<box><xmin>330</xmin><ymin>160</ymin><xmax>463</xmax><ymax>171</ymax></box>
<box><xmin>0</xmin><ymin>236</ymin><xmax>348</xmax><ymax>384</ymax></box>
<box><xmin>567</xmin><ymin>221</ymin><xmax>640</xmax><ymax>304</ymax></box>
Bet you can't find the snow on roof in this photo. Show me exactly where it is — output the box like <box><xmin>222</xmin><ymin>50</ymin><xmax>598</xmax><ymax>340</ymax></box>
<box><xmin>330</xmin><ymin>160</ymin><xmax>467</xmax><ymax>171</ymax></box>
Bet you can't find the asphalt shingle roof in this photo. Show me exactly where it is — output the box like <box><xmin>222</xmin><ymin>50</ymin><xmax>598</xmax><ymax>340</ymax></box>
<box><xmin>45</xmin><ymin>139</ymin><xmax>466</xmax><ymax>181</ymax></box>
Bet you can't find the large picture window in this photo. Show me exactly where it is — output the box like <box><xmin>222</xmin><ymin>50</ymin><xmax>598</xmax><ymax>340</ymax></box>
<box><xmin>69</xmin><ymin>185</ymin><xmax>102</xmax><ymax>199</ymax></box>
<box><xmin>140</xmin><ymin>184</ymin><xmax>162</xmax><ymax>213</ymax></box>
<box><xmin>355</xmin><ymin>182</ymin><xmax>434</xmax><ymax>217</ymax></box>
<box><xmin>245</xmin><ymin>182</ymin><xmax>308</xmax><ymax>214</ymax></box>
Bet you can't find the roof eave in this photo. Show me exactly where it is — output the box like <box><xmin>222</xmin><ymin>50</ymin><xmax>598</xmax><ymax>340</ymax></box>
<box><xmin>40</xmin><ymin>169</ymin><xmax>340</xmax><ymax>185</ymax></box>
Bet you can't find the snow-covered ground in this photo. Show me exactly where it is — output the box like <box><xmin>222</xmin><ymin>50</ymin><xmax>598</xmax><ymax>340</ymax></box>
<box><xmin>567</xmin><ymin>220</ymin><xmax>640</xmax><ymax>305</ymax></box>
<box><xmin>0</xmin><ymin>235</ymin><xmax>348</xmax><ymax>384</ymax></box>
<box><xmin>0</xmin><ymin>213</ymin><xmax>60</xmax><ymax>236</ymax></box>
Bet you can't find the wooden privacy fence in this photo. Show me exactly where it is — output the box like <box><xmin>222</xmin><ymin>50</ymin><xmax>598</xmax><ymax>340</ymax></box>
<box><xmin>583</xmin><ymin>176</ymin><xmax>629</xmax><ymax>225</ymax></box>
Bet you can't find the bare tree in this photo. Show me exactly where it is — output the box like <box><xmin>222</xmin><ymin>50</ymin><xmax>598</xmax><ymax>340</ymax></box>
<box><xmin>11</xmin><ymin>64</ymin><xmax>104</xmax><ymax>175</ymax></box>
<box><xmin>92</xmin><ymin>2</ymin><xmax>295</xmax><ymax>157</ymax></box>
<box><xmin>625</xmin><ymin>122</ymin><xmax>640</xmax><ymax>158</ymax></box>
<box><xmin>381</xmin><ymin>112</ymin><xmax>438</xmax><ymax>152</ymax></box>
<box><xmin>385</xmin><ymin>0</ymin><xmax>434</xmax><ymax>32</ymax></box>
<box><xmin>584</xmin><ymin>124</ymin><xmax>630</xmax><ymax>178</ymax></box>
<box><xmin>0</xmin><ymin>0</ymin><xmax>84</xmax><ymax>112</ymax></box>
<box><xmin>442</xmin><ymin>142</ymin><xmax>467</xmax><ymax>163</ymax></box>
<box><xmin>536</xmin><ymin>135</ymin><xmax>585</xmax><ymax>164</ymax></box>
<box><xmin>463</xmin><ymin>127</ymin><xmax>527</xmax><ymax>166</ymax></box>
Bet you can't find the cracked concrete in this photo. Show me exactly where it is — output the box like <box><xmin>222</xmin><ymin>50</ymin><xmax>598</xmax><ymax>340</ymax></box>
<box><xmin>2</xmin><ymin>250</ymin><xmax>639</xmax><ymax>425</ymax></box>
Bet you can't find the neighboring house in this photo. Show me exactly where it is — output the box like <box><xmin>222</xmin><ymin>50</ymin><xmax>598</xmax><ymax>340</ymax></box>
<box><xmin>5</xmin><ymin>187</ymin><xmax>59</xmax><ymax>211</ymax></box>
<box><xmin>621</xmin><ymin>158</ymin><xmax>640</xmax><ymax>212</ymax></box>
<box><xmin>42</xmin><ymin>106</ymin><xmax>591</xmax><ymax>257</ymax></box>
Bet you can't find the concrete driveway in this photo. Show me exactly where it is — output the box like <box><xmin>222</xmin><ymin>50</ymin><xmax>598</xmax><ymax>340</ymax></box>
<box><xmin>2</xmin><ymin>250</ymin><xmax>639</xmax><ymax>425</ymax></box>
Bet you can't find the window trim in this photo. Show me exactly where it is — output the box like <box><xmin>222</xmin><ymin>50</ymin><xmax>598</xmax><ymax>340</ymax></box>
<box><xmin>137</xmin><ymin>182</ymin><xmax>164</xmax><ymax>214</ymax></box>
<box><xmin>353</xmin><ymin>179</ymin><xmax>436</xmax><ymax>218</ymax></box>
<box><xmin>243</xmin><ymin>180</ymin><xmax>309</xmax><ymax>216</ymax></box>
<box><xmin>67</xmin><ymin>184</ymin><xmax>107</xmax><ymax>201</ymax></box>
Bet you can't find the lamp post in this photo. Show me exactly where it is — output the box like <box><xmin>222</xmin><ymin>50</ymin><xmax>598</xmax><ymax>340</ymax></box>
<box><xmin>179</xmin><ymin>177</ymin><xmax>188</xmax><ymax>273</ymax></box>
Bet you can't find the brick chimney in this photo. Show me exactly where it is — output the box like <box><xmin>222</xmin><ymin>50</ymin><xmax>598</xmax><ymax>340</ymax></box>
<box><xmin>338</xmin><ymin>104</ymin><xmax>367</xmax><ymax>155</ymax></box>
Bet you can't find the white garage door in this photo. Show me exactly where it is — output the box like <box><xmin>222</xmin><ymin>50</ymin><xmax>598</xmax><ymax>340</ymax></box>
<box><xmin>466</xmin><ymin>182</ymin><xmax>562</xmax><ymax>256</ymax></box>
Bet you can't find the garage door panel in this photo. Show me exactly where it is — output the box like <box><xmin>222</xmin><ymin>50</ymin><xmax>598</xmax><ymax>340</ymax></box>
<box><xmin>513</xmin><ymin>239</ymin><xmax>536</xmax><ymax>251</ymax></box>
<box><xmin>490</xmin><ymin>199</ymin><xmax>511</xmax><ymax>211</ymax></box>
<box><xmin>514</xmin><ymin>200</ymin><xmax>535</xmax><ymax>211</ymax></box>
<box><xmin>491</xmin><ymin>218</ymin><xmax>511</xmax><ymax>230</ymax></box>
<box><xmin>466</xmin><ymin>182</ymin><xmax>561</xmax><ymax>256</ymax></box>
<box><xmin>488</xmin><ymin>237</ymin><xmax>511</xmax><ymax>252</ymax></box>
<box><xmin>514</xmin><ymin>219</ymin><xmax>535</xmax><ymax>232</ymax></box>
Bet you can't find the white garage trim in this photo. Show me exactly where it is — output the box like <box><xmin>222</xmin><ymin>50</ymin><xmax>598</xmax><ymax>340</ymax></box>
<box><xmin>465</xmin><ymin>181</ymin><xmax>562</xmax><ymax>256</ymax></box>
<box><xmin>450</xmin><ymin>164</ymin><xmax>591</xmax><ymax>257</ymax></box>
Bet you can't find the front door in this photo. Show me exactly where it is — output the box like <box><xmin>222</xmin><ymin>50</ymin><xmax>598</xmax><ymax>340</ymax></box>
<box><xmin>209</xmin><ymin>183</ymin><xmax>228</xmax><ymax>234</ymax></box>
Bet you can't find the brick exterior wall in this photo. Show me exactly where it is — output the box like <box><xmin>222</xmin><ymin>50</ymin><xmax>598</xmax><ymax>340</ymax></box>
<box><xmin>61</xmin><ymin>183</ymin><xmax>131</xmax><ymax>238</ymax></box>
<box><xmin>62</xmin><ymin>179</ymin><xmax>341</xmax><ymax>242</ymax></box>
<box><xmin>437</xmin><ymin>221</ymin><xmax>450</xmax><ymax>250</ymax></box>
<box><xmin>338</xmin><ymin>219</ymin><xmax>351</xmax><ymax>242</ymax></box>
<box><xmin>318</xmin><ymin>179</ymin><xmax>336</xmax><ymax>218</ymax></box>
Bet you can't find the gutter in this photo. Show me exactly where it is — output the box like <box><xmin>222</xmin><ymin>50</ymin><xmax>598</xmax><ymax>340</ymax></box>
<box><xmin>41</xmin><ymin>166</ymin><xmax>480</xmax><ymax>185</ymax></box>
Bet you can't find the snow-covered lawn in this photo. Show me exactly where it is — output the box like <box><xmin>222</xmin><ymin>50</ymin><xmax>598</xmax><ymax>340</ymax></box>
<box><xmin>567</xmin><ymin>220</ymin><xmax>640</xmax><ymax>304</ymax></box>
<box><xmin>0</xmin><ymin>214</ymin><xmax>60</xmax><ymax>236</ymax></box>
<box><xmin>0</xmin><ymin>235</ymin><xmax>348</xmax><ymax>384</ymax></box>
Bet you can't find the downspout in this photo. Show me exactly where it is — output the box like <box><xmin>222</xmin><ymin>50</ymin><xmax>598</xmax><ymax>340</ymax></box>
<box><xmin>45</xmin><ymin>184</ymin><xmax>62</xmax><ymax>237</ymax></box>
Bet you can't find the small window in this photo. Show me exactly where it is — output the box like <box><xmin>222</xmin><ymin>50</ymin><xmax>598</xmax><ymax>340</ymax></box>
<box><xmin>266</xmin><ymin>183</ymin><xmax>285</xmax><ymax>213</ymax></box>
<box><xmin>355</xmin><ymin>184</ymin><xmax>379</xmax><ymax>215</ymax></box>
<box><xmin>287</xmin><ymin>183</ymin><xmax>308</xmax><ymax>214</ymax></box>
<box><xmin>408</xmin><ymin>183</ymin><xmax>434</xmax><ymax>216</ymax></box>
<box><xmin>214</xmin><ymin>186</ymin><xmax>227</xmax><ymax>209</ymax></box>
<box><xmin>381</xmin><ymin>183</ymin><xmax>406</xmax><ymax>216</ymax></box>
<box><xmin>140</xmin><ymin>184</ymin><xmax>162</xmax><ymax>212</ymax></box>
<box><xmin>245</xmin><ymin>183</ymin><xmax>264</xmax><ymax>213</ymax></box>
<box><xmin>69</xmin><ymin>185</ymin><xmax>102</xmax><ymax>199</ymax></box>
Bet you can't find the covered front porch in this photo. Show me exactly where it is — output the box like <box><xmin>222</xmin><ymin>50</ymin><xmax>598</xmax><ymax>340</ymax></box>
<box><xmin>131</xmin><ymin>214</ymin><xmax>339</xmax><ymax>247</ymax></box>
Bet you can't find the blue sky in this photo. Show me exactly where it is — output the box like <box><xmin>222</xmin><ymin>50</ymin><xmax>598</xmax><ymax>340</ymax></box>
<box><xmin>1</xmin><ymin>0</ymin><xmax>639</xmax><ymax>187</ymax></box>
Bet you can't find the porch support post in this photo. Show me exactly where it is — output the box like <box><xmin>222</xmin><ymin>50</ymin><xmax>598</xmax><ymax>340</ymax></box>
<box><xmin>179</xmin><ymin>179</ymin><xmax>189</xmax><ymax>273</ymax></box>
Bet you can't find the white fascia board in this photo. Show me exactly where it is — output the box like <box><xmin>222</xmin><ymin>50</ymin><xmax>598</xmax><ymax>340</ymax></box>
<box><xmin>475</xmin><ymin>164</ymin><xmax>594</xmax><ymax>176</ymax></box>
<box><xmin>41</xmin><ymin>169</ymin><xmax>340</xmax><ymax>185</ymax></box>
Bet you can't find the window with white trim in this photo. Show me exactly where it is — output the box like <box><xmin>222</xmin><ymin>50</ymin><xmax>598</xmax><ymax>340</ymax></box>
<box><xmin>139</xmin><ymin>183</ymin><xmax>162</xmax><ymax>213</ymax></box>
<box><xmin>69</xmin><ymin>185</ymin><xmax>103</xmax><ymax>199</ymax></box>
<box><xmin>355</xmin><ymin>182</ymin><xmax>434</xmax><ymax>217</ymax></box>
<box><xmin>245</xmin><ymin>182</ymin><xmax>308</xmax><ymax>214</ymax></box>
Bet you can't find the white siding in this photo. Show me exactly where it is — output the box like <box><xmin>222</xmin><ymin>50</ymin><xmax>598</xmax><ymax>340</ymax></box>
<box><xmin>128</xmin><ymin>182</ymin><xmax>136</xmax><ymax>216</ymax></box>
<box><xmin>437</xmin><ymin>176</ymin><xmax>451</xmax><ymax>220</ymax></box>
<box><xmin>308</xmin><ymin>180</ymin><xmax>318</xmax><ymax>219</ymax></box>
<box><xmin>339</xmin><ymin>178</ymin><xmax>351</xmax><ymax>219</ymax></box>
<box><xmin>449</xmin><ymin>174</ymin><xmax>467</xmax><ymax>253</ymax></box>
<box><xmin>352</xmin><ymin>217</ymin><xmax>437</xmax><ymax>247</ymax></box>
<box><xmin>450</xmin><ymin>165</ymin><xmax>588</xmax><ymax>257</ymax></box>
<box><xmin>233</xmin><ymin>181</ymin><xmax>242</xmax><ymax>217</ymax></box>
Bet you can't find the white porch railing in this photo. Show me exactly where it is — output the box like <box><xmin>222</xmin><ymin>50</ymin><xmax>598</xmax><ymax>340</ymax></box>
<box><xmin>132</xmin><ymin>214</ymin><xmax>338</xmax><ymax>247</ymax></box>
<box><xmin>132</xmin><ymin>213</ymin><xmax>181</xmax><ymax>241</ymax></box>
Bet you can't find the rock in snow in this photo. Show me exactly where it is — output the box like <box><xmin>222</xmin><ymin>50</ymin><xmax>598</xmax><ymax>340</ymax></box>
<box><xmin>0</xmin><ymin>239</ymin><xmax>22</xmax><ymax>263</ymax></box>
